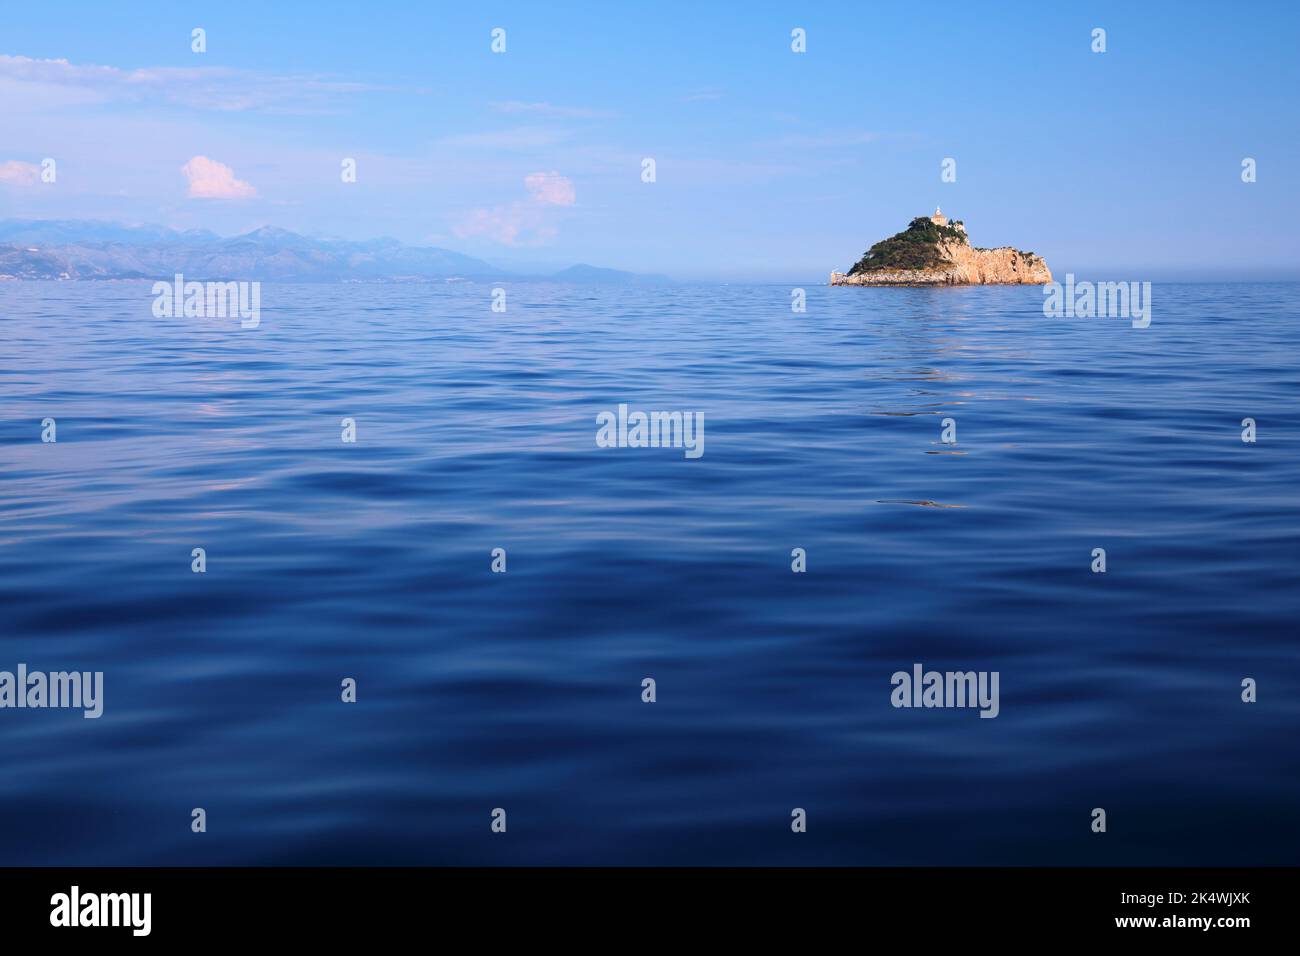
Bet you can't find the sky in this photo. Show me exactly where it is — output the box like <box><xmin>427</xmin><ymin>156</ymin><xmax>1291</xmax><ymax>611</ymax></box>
<box><xmin>1</xmin><ymin>1</ymin><xmax>1297</xmax><ymax>281</ymax></box>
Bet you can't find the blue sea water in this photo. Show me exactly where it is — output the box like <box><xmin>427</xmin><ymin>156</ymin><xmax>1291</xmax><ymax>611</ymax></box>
<box><xmin>0</xmin><ymin>280</ymin><xmax>1297</xmax><ymax>866</ymax></box>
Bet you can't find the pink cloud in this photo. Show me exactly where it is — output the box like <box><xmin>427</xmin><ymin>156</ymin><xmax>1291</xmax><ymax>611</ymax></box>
<box><xmin>455</xmin><ymin>171</ymin><xmax>575</xmax><ymax>246</ymax></box>
<box><xmin>182</xmin><ymin>155</ymin><xmax>257</xmax><ymax>199</ymax></box>
<box><xmin>524</xmin><ymin>170</ymin><xmax>576</xmax><ymax>207</ymax></box>
<box><xmin>0</xmin><ymin>160</ymin><xmax>41</xmax><ymax>186</ymax></box>
<box><xmin>456</xmin><ymin>204</ymin><xmax>530</xmax><ymax>245</ymax></box>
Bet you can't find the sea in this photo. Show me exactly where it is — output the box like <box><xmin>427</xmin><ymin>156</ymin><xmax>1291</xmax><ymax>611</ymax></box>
<box><xmin>1</xmin><ymin>279</ymin><xmax>1297</xmax><ymax>865</ymax></box>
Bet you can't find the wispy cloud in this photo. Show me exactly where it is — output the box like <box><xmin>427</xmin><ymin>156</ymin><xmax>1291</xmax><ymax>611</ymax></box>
<box><xmin>0</xmin><ymin>160</ymin><xmax>41</xmax><ymax>187</ymax></box>
<box><xmin>183</xmin><ymin>156</ymin><xmax>257</xmax><ymax>199</ymax></box>
<box><xmin>682</xmin><ymin>89</ymin><xmax>725</xmax><ymax>102</ymax></box>
<box><xmin>0</xmin><ymin>54</ymin><xmax>405</xmax><ymax>114</ymax></box>
<box><xmin>455</xmin><ymin>171</ymin><xmax>576</xmax><ymax>246</ymax></box>
<box><xmin>524</xmin><ymin>171</ymin><xmax>576</xmax><ymax>207</ymax></box>
<box><xmin>776</xmin><ymin>130</ymin><xmax>888</xmax><ymax>149</ymax></box>
<box><xmin>489</xmin><ymin>101</ymin><xmax>615</xmax><ymax>119</ymax></box>
<box><xmin>437</xmin><ymin>127</ymin><xmax>572</xmax><ymax>151</ymax></box>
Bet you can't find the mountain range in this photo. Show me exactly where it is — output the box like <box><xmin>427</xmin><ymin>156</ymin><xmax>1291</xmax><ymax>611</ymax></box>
<box><xmin>0</xmin><ymin>220</ymin><xmax>668</xmax><ymax>284</ymax></box>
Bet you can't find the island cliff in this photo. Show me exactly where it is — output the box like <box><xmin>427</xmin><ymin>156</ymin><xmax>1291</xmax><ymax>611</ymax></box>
<box><xmin>830</xmin><ymin>209</ymin><xmax>1051</xmax><ymax>286</ymax></box>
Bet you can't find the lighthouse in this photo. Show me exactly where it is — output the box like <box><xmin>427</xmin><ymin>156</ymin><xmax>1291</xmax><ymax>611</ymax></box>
<box><xmin>930</xmin><ymin>207</ymin><xmax>965</xmax><ymax>234</ymax></box>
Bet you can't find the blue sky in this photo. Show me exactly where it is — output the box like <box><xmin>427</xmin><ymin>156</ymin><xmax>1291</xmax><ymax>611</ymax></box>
<box><xmin>1</xmin><ymin>1</ymin><xmax>1296</xmax><ymax>280</ymax></box>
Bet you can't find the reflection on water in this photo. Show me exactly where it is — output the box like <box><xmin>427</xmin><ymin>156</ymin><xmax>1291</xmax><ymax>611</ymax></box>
<box><xmin>875</xmin><ymin>500</ymin><xmax>967</xmax><ymax>508</ymax></box>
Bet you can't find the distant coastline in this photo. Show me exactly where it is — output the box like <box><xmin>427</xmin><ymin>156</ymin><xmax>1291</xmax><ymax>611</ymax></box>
<box><xmin>0</xmin><ymin>220</ymin><xmax>668</xmax><ymax>284</ymax></box>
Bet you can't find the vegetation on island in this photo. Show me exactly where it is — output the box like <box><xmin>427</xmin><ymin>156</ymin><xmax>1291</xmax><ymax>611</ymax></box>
<box><xmin>847</xmin><ymin>217</ymin><xmax>969</xmax><ymax>275</ymax></box>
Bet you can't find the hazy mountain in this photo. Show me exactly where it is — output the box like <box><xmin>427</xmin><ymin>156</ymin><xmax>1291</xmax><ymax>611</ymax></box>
<box><xmin>0</xmin><ymin>221</ymin><xmax>501</xmax><ymax>281</ymax></box>
<box><xmin>547</xmin><ymin>264</ymin><xmax>670</xmax><ymax>284</ymax></box>
<box><xmin>0</xmin><ymin>220</ymin><xmax>216</xmax><ymax>246</ymax></box>
<box><xmin>0</xmin><ymin>221</ymin><xmax>667</xmax><ymax>283</ymax></box>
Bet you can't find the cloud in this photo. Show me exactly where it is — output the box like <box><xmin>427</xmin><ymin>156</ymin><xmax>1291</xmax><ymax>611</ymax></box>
<box><xmin>454</xmin><ymin>205</ymin><xmax>549</xmax><ymax>246</ymax></box>
<box><xmin>183</xmin><ymin>156</ymin><xmax>257</xmax><ymax>199</ymax></box>
<box><xmin>777</xmin><ymin>130</ymin><xmax>884</xmax><ymax>148</ymax></box>
<box><xmin>773</xmin><ymin>130</ymin><xmax>916</xmax><ymax>150</ymax></box>
<box><xmin>455</xmin><ymin>171</ymin><xmax>576</xmax><ymax>246</ymax></box>
<box><xmin>0</xmin><ymin>54</ymin><xmax>409</xmax><ymax>114</ymax></box>
<box><xmin>489</xmin><ymin>101</ymin><xmax>615</xmax><ymax>119</ymax></box>
<box><xmin>0</xmin><ymin>160</ymin><xmax>41</xmax><ymax>186</ymax></box>
<box><xmin>437</xmin><ymin>127</ymin><xmax>571</xmax><ymax>151</ymax></box>
<box><xmin>524</xmin><ymin>171</ymin><xmax>576</xmax><ymax>207</ymax></box>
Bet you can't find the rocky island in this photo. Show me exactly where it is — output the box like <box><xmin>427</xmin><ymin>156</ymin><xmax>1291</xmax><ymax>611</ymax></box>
<box><xmin>830</xmin><ymin>208</ymin><xmax>1051</xmax><ymax>286</ymax></box>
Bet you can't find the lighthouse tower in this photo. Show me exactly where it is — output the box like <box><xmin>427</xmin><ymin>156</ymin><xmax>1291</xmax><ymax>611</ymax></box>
<box><xmin>930</xmin><ymin>206</ymin><xmax>966</xmax><ymax>234</ymax></box>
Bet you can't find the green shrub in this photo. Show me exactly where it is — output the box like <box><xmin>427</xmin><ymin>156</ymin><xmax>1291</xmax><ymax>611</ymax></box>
<box><xmin>847</xmin><ymin>217</ymin><xmax>968</xmax><ymax>275</ymax></box>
